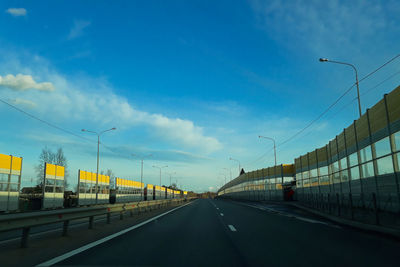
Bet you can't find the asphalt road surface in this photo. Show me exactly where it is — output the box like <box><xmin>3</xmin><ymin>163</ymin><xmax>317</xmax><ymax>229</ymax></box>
<box><xmin>45</xmin><ymin>198</ymin><xmax>399</xmax><ymax>266</ymax></box>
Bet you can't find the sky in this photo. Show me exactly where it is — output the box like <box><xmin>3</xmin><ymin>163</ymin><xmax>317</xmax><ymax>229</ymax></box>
<box><xmin>0</xmin><ymin>0</ymin><xmax>399</xmax><ymax>192</ymax></box>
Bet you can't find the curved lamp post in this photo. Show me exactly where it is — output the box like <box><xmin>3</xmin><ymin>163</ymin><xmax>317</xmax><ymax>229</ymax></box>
<box><xmin>81</xmin><ymin>127</ymin><xmax>116</xmax><ymax>203</ymax></box>
<box><xmin>258</xmin><ymin>135</ymin><xmax>277</xmax><ymax>166</ymax></box>
<box><xmin>319</xmin><ymin>58</ymin><xmax>361</xmax><ymax>117</ymax></box>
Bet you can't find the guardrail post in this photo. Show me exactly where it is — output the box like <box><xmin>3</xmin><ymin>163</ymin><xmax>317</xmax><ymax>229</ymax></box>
<box><xmin>62</xmin><ymin>220</ymin><xmax>69</xmax><ymax>236</ymax></box>
<box><xmin>107</xmin><ymin>213</ymin><xmax>111</xmax><ymax>224</ymax></box>
<box><xmin>349</xmin><ymin>193</ymin><xmax>354</xmax><ymax>220</ymax></box>
<box><xmin>21</xmin><ymin>227</ymin><xmax>30</xmax><ymax>248</ymax></box>
<box><xmin>372</xmin><ymin>193</ymin><xmax>379</xmax><ymax>225</ymax></box>
<box><xmin>88</xmin><ymin>216</ymin><xmax>94</xmax><ymax>229</ymax></box>
<box><xmin>328</xmin><ymin>193</ymin><xmax>331</xmax><ymax>214</ymax></box>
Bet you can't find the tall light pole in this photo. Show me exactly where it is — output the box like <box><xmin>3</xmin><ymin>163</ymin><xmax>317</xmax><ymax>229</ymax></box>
<box><xmin>258</xmin><ymin>135</ymin><xmax>277</xmax><ymax>166</ymax></box>
<box><xmin>81</xmin><ymin>127</ymin><xmax>116</xmax><ymax>203</ymax></box>
<box><xmin>152</xmin><ymin>165</ymin><xmax>168</xmax><ymax>188</ymax></box>
<box><xmin>166</xmin><ymin>171</ymin><xmax>176</xmax><ymax>187</ymax></box>
<box><xmin>223</xmin><ymin>168</ymin><xmax>232</xmax><ymax>182</ymax></box>
<box><xmin>229</xmin><ymin>157</ymin><xmax>241</xmax><ymax>175</ymax></box>
<box><xmin>319</xmin><ymin>58</ymin><xmax>362</xmax><ymax>118</ymax></box>
<box><xmin>219</xmin><ymin>173</ymin><xmax>227</xmax><ymax>185</ymax></box>
<box><xmin>132</xmin><ymin>153</ymin><xmax>152</xmax><ymax>199</ymax></box>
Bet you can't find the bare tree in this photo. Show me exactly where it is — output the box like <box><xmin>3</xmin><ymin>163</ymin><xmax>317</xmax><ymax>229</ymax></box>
<box><xmin>35</xmin><ymin>147</ymin><xmax>54</xmax><ymax>186</ymax></box>
<box><xmin>105</xmin><ymin>169</ymin><xmax>115</xmax><ymax>189</ymax></box>
<box><xmin>36</xmin><ymin>147</ymin><xmax>69</xmax><ymax>190</ymax></box>
<box><xmin>54</xmin><ymin>148</ymin><xmax>69</xmax><ymax>190</ymax></box>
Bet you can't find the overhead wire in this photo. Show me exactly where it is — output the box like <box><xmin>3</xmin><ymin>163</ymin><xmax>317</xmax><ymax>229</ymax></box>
<box><xmin>0</xmin><ymin>98</ymin><xmax>133</xmax><ymax>160</ymax></box>
<box><xmin>242</xmin><ymin>53</ymin><xmax>400</xmax><ymax>168</ymax></box>
<box><xmin>0</xmin><ymin>98</ymin><xmax>94</xmax><ymax>144</ymax></box>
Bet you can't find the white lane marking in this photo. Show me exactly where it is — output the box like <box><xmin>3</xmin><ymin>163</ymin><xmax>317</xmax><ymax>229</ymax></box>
<box><xmin>292</xmin><ymin>216</ymin><xmax>341</xmax><ymax>228</ymax></box>
<box><xmin>216</xmin><ymin>208</ymin><xmax>219</xmax><ymax>210</ymax></box>
<box><xmin>220</xmin><ymin>213</ymin><xmax>224</xmax><ymax>216</ymax></box>
<box><xmin>228</xmin><ymin>225</ymin><xmax>237</xmax><ymax>232</ymax></box>
<box><xmin>231</xmin><ymin>201</ymin><xmax>340</xmax><ymax>229</ymax></box>
<box><xmin>36</xmin><ymin>200</ymin><xmax>196</xmax><ymax>267</ymax></box>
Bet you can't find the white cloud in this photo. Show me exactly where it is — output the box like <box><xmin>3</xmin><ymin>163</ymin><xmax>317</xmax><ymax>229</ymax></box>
<box><xmin>6</xmin><ymin>8</ymin><xmax>27</xmax><ymax>16</ymax></box>
<box><xmin>68</xmin><ymin>20</ymin><xmax>91</xmax><ymax>40</ymax></box>
<box><xmin>0</xmin><ymin>74</ymin><xmax>54</xmax><ymax>91</ymax></box>
<box><xmin>0</xmin><ymin>55</ymin><xmax>222</xmax><ymax>154</ymax></box>
<box><xmin>10</xmin><ymin>98</ymin><xmax>37</xmax><ymax>108</ymax></box>
<box><xmin>249</xmin><ymin>0</ymin><xmax>400</xmax><ymax>56</ymax></box>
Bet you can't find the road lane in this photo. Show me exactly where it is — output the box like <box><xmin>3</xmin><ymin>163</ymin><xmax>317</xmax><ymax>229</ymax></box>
<box><xmin>214</xmin><ymin>199</ymin><xmax>399</xmax><ymax>266</ymax></box>
<box><xmin>48</xmin><ymin>198</ymin><xmax>399</xmax><ymax>266</ymax></box>
<box><xmin>56</xmin><ymin>199</ymin><xmax>245</xmax><ymax>266</ymax></box>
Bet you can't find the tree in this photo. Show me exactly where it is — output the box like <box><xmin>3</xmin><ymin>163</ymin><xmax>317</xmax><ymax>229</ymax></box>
<box><xmin>36</xmin><ymin>147</ymin><xmax>69</xmax><ymax>190</ymax></box>
<box><xmin>54</xmin><ymin>148</ymin><xmax>69</xmax><ymax>190</ymax></box>
<box><xmin>104</xmin><ymin>169</ymin><xmax>115</xmax><ymax>189</ymax></box>
<box><xmin>35</xmin><ymin>147</ymin><xmax>54</xmax><ymax>186</ymax></box>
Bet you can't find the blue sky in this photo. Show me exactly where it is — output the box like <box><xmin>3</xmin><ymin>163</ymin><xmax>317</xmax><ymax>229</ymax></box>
<box><xmin>0</xmin><ymin>1</ymin><xmax>399</xmax><ymax>192</ymax></box>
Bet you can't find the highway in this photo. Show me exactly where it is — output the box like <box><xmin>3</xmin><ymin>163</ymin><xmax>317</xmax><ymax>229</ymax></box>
<box><xmin>35</xmin><ymin>198</ymin><xmax>400</xmax><ymax>267</ymax></box>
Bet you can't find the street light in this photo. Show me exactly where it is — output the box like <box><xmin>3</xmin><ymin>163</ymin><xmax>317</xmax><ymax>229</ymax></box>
<box><xmin>258</xmin><ymin>135</ymin><xmax>277</xmax><ymax>166</ymax></box>
<box><xmin>229</xmin><ymin>157</ymin><xmax>241</xmax><ymax>175</ymax></box>
<box><xmin>152</xmin><ymin>165</ymin><xmax>168</xmax><ymax>188</ymax></box>
<box><xmin>219</xmin><ymin>173</ymin><xmax>227</xmax><ymax>185</ymax></box>
<box><xmin>223</xmin><ymin>168</ymin><xmax>232</xmax><ymax>182</ymax></box>
<box><xmin>132</xmin><ymin>153</ymin><xmax>152</xmax><ymax>199</ymax></box>
<box><xmin>319</xmin><ymin>58</ymin><xmax>362</xmax><ymax>118</ymax></box>
<box><xmin>166</xmin><ymin>171</ymin><xmax>176</xmax><ymax>187</ymax></box>
<box><xmin>81</xmin><ymin>127</ymin><xmax>116</xmax><ymax>203</ymax></box>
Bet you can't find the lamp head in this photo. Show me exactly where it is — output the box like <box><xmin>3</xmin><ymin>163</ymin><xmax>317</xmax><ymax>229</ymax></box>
<box><xmin>319</xmin><ymin>58</ymin><xmax>329</xmax><ymax>62</ymax></box>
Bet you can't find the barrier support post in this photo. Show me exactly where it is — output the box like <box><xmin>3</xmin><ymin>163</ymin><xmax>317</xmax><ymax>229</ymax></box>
<box><xmin>336</xmin><ymin>193</ymin><xmax>341</xmax><ymax>216</ymax></box>
<box><xmin>21</xmin><ymin>227</ymin><xmax>30</xmax><ymax>248</ymax></box>
<box><xmin>107</xmin><ymin>213</ymin><xmax>111</xmax><ymax>224</ymax></box>
<box><xmin>88</xmin><ymin>216</ymin><xmax>94</xmax><ymax>229</ymax></box>
<box><xmin>62</xmin><ymin>220</ymin><xmax>69</xmax><ymax>236</ymax></box>
<box><xmin>372</xmin><ymin>193</ymin><xmax>379</xmax><ymax>225</ymax></box>
<box><xmin>349</xmin><ymin>193</ymin><xmax>354</xmax><ymax>220</ymax></box>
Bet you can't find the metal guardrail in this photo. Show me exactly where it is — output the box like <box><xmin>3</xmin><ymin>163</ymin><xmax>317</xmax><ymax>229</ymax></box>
<box><xmin>0</xmin><ymin>198</ymin><xmax>194</xmax><ymax>248</ymax></box>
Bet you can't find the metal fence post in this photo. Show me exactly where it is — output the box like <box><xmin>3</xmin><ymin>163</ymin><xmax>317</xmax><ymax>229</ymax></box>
<box><xmin>349</xmin><ymin>193</ymin><xmax>354</xmax><ymax>220</ymax></box>
<box><xmin>88</xmin><ymin>216</ymin><xmax>94</xmax><ymax>229</ymax></box>
<box><xmin>328</xmin><ymin>193</ymin><xmax>331</xmax><ymax>214</ymax></box>
<box><xmin>21</xmin><ymin>227</ymin><xmax>30</xmax><ymax>248</ymax></box>
<box><xmin>62</xmin><ymin>220</ymin><xmax>69</xmax><ymax>236</ymax></box>
<box><xmin>372</xmin><ymin>193</ymin><xmax>379</xmax><ymax>225</ymax></box>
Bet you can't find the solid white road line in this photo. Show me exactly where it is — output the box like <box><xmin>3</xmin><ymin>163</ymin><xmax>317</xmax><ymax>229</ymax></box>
<box><xmin>220</xmin><ymin>213</ymin><xmax>224</xmax><ymax>216</ymax></box>
<box><xmin>36</xmin><ymin>200</ymin><xmax>196</xmax><ymax>267</ymax></box>
<box><xmin>232</xmin><ymin>201</ymin><xmax>340</xmax><ymax>229</ymax></box>
<box><xmin>228</xmin><ymin>225</ymin><xmax>237</xmax><ymax>232</ymax></box>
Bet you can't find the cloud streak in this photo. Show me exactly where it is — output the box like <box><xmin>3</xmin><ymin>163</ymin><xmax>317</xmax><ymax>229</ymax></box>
<box><xmin>6</xmin><ymin>8</ymin><xmax>27</xmax><ymax>16</ymax></box>
<box><xmin>0</xmin><ymin>55</ymin><xmax>222</xmax><ymax>154</ymax></box>
<box><xmin>10</xmin><ymin>98</ymin><xmax>37</xmax><ymax>108</ymax></box>
<box><xmin>0</xmin><ymin>74</ymin><xmax>55</xmax><ymax>91</ymax></box>
<box><xmin>249</xmin><ymin>0</ymin><xmax>400</xmax><ymax>57</ymax></box>
<box><xmin>68</xmin><ymin>20</ymin><xmax>91</xmax><ymax>40</ymax></box>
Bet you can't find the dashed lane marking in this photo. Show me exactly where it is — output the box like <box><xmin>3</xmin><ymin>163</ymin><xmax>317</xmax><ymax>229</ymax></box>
<box><xmin>228</xmin><ymin>225</ymin><xmax>237</xmax><ymax>232</ymax></box>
